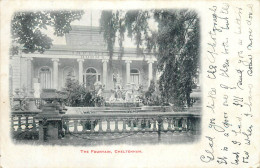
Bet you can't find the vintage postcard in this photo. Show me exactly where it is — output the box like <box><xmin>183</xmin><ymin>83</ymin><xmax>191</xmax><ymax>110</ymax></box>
<box><xmin>0</xmin><ymin>0</ymin><xmax>259</xmax><ymax>167</ymax></box>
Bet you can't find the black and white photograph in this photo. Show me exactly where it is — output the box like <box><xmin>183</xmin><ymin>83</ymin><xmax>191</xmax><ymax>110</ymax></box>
<box><xmin>2</xmin><ymin>1</ymin><xmax>259</xmax><ymax>167</ymax></box>
<box><xmin>9</xmin><ymin>9</ymin><xmax>201</xmax><ymax>145</ymax></box>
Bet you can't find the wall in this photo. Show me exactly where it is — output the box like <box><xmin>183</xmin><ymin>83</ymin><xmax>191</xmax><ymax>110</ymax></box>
<box><xmin>58</xmin><ymin>59</ymin><xmax>78</xmax><ymax>90</ymax></box>
<box><xmin>20</xmin><ymin>57</ymin><xmax>28</xmax><ymax>90</ymax></box>
<box><xmin>9</xmin><ymin>55</ymin><xmax>21</xmax><ymax>93</ymax></box>
<box><xmin>10</xmin><ymin>55</ymin><xmax>154</xmax><ymax>95</ymax></box>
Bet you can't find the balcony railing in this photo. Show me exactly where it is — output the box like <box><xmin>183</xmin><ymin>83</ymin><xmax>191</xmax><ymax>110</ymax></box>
<box><xmin>11</xmin><ymin>110</ymin><xmax>200</xmax><ymax>144</ymax></box>
<box><xmin>63</xmin><ymin>112</ymin><xmax>200</xmax><ymax>133</ymax></box>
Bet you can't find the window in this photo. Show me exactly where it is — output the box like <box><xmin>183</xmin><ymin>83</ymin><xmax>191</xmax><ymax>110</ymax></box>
<box><xmin>39</xmin><ymin>66</ymin><xmax>51</xmax><ymax>89</ymax></box>
<box><xmin>86</xmin><ymin>68</ymin><xmax>96</xmax><ymax>73</ymax></box>
<box><xmin>130</xmin><ymin>69</ymin><xmax>140</xmax><ymax>85</ymax></box>
<box><xmin>84</xmin><ymin>67</ymin><xmax>100</xmax><ymax>89</ymax></box>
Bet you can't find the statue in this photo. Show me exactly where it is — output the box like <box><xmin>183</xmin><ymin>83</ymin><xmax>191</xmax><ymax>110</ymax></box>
<box><xmin>97</xmin><ymin>86</ymin><xmax>103</xmax><ymax>97</ymax></box>
<box><xmin>116</xmin><ymin>73</ymin><xmax>121</xmax><ymax>85</ymax></box>
<box><xmin>112</xmin><ymin>73</ymin><xmax>117</xmax><ymax>89</ymax></box>
<box><xmin>125</xmin><ymin>89</ymin><xmax>133</xmax><ymax>102</ymax></box>
<box><xmin>115</xmin><ymin>85</ymin><xmax>123</xmax><ymax>101</ymax></box>
<box><xmin>109</xmin><ymin>90</ymin><xmax>116</xmax><ymax>102</ymax></box>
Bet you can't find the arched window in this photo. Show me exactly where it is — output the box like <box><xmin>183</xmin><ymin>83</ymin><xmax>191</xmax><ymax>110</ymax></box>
<box><xmin>63</xmin><ymin>67</ymin><xmax>75</xmax><ymax>87</ymax></box>
<box><xmin>130</xmin><ymin>69</ymin><xmax>140</xmax><ymax>85</ymax></box>
<box><xmin>86</xmin><ymin>68</ymin><xmax>97</xmax><ymax>73</ymax></box>
<box><xmin>39</xmin><ymin>66</ymin><xmax>51</xmax><ymax>89</ymax></box>
<box><xmin>84</xmin><ymin>67</ymin><xmax>100</xmax><ymax>89</ymax></box>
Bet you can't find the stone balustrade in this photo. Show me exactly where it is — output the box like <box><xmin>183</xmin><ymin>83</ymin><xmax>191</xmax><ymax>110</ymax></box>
<box><xmin>11</xmin><ymin>111</ymin><xmax>39</xmax><ymax>139</ymax></box>
<box><xmin>10</xmin><ymin>87</ymin><xmax>201</xmax><ymax>144</ymax></box>
<box><xmin>62</xmin><ymin>112</ymin><xmax>201</xmax><ymax>140</ymax></box>
<box><xmin>10</xmin><ymin>111</ymin><xmax>200</xmax><ymax>142</ymax></box>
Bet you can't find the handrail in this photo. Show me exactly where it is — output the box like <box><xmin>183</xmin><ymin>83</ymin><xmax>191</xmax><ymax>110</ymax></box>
<box><xmin>62</xmin><ymin>112</ymin><xmax>200</xmax><ymax>119</ymax></box>
<box><xmin>11</xmin><ymin>111</ymin><xmax>40</xmax><ymax>115</ymax></box>
<box><xmin>61</xmin><ymin>111</ymin><xmax>201</xmax><ymax>137</ymax></box>
<box><xmin>11</xmin><ymin>110</ymin><xmax>201</xmax><ymax>142</ymax></box>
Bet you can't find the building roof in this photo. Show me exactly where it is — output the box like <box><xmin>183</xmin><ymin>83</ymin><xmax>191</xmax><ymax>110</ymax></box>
<box><xmin>49</xmin><ymin>45</ymin><xmax>147</xmax><ymax>54</ymax></box>
<box><xmin>70</xmin><ymin>25</ymin><xmax>102</xmax><ymax>31</ymax></box>
<box><xmin>45</xmin><ymin>25</ymin><xmax>155</xmax><ymax>55</ymax></box>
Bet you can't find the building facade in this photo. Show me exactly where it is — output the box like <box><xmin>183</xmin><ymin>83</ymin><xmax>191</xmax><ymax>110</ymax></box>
<box><xmin>9</xmin><ymin>26</ymin><xmax>157</xmax><ymax>98</ymax></box>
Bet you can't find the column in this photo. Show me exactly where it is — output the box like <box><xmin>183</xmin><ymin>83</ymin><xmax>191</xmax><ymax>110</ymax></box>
<box><xmin>51</xmin><ymin>58</ymin><xmax>59</xmax><ymax>90</ymax></box>
<box><xmin>77</xmin><ymin>58</ymin><xmax>84</xmax><ymax>84</ymax></box>
<box><xmin>26</xmin><ymin>57</ymin><xmax>33</xmax><ymax>91</ymax></box>
<box><xmin>125</xmin><ymin>60</ymin><xmax>132</xmax><ymax>84</ymax></box>
<box><xmin>147</xmin><ymin>60</ymin><xmax>154</xmax><ymax>85</ymax></box>
<box><xmin>102</xmin><ymin>59</ymin><xmax>108</xmax><ymax>88</ymax></box>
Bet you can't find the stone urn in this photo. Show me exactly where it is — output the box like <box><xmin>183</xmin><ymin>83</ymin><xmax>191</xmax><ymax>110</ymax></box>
<box><xmin>40</xmin><ymin>89</ymin><xmax>68</xmax><ymax>114</ymax></box>
<box><xmin>40</xmin><ymin>89</ymin><xmax>60</xmax><ymax>114</ymax></box>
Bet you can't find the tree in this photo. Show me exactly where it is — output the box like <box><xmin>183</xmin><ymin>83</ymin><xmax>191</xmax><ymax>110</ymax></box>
<box><xmin>155</xmin><ymin>10</ymin><xmax>200</xmax><ymax>109</ymax></box>
<box><xmin>100</xmin><ymin>9</ymin><xmax>200</xmax><ymax>109</ymax></box>
<box><xmin>11</xmin><ymin>10</ymin><xmax>84</xmax><ymax>55</ymax></box>
<box><xmin>100</xmin><ymin>10</ymin><xmax>150</xmax><ymax>58</ymax></box>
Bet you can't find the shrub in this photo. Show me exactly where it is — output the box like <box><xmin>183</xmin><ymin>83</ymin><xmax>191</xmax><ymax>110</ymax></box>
<box><xmin>63</xmin><ymin>74</ymin><xmax>104</xmax><ymax>107</ymax></box>
<box><xmin>139</xmin><ymin>80</ymin><xmax>165</xmax><ymax>106</ymax></box>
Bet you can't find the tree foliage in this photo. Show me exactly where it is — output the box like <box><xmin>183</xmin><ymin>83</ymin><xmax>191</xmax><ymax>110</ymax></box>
<box><xmin>100</xmin><ymin>11</ymin><xmax>118</xmax><ymax>60</ymax></box>
<box><xmin>100</xmin><ymin>9</ymin><xmax>200</xmax><ymax>109</ymax></box>
<box><xmin>124</xmin><ymin>10</ymin><xmax>150</xmax><ymax>51</ymax></box>
<box><xmin>155</xmin><ymin>10</ymin><xmax>200</xmax><ymax>108</ymax></box>
<box><xmin>11</xmin><ymin>10</ymin><xmax>84</xmax><ymax>54</ymax></box>
<box><xmin>141</xmin><ymin>80</ymin><xmax>162</xmax><ymax>106</ymax></box>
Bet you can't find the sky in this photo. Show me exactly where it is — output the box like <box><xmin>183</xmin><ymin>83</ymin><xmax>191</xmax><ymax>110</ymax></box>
<box><xmin>71</xmin><ymin>10</ymin><xmax>101</xmax><ymax>27</ymax></box>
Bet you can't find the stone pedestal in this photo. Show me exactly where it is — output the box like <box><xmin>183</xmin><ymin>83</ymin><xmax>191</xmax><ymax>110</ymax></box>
<box><xmin>33</xmin><ymin>83</ymin><xmax>41</xmax><ymax>98</ymax></box>
<box><xmin>37</xmin><ymin>103</ymin><xmax>63</xmax><ymax>141</ymax></box>
<box><xmin>38</xmin><ymin>116</ymin><xmax>62</xmax><ymax>141</ymax></box>
<box><xmin>189</xmin><ymin>87</ymin><xmax>201</xmax><ymax>135</ymax></box>
<box><xmin>36</xmin><ymin>89</ymin><xmax>66</xmax><ymax>142</ymax></box>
